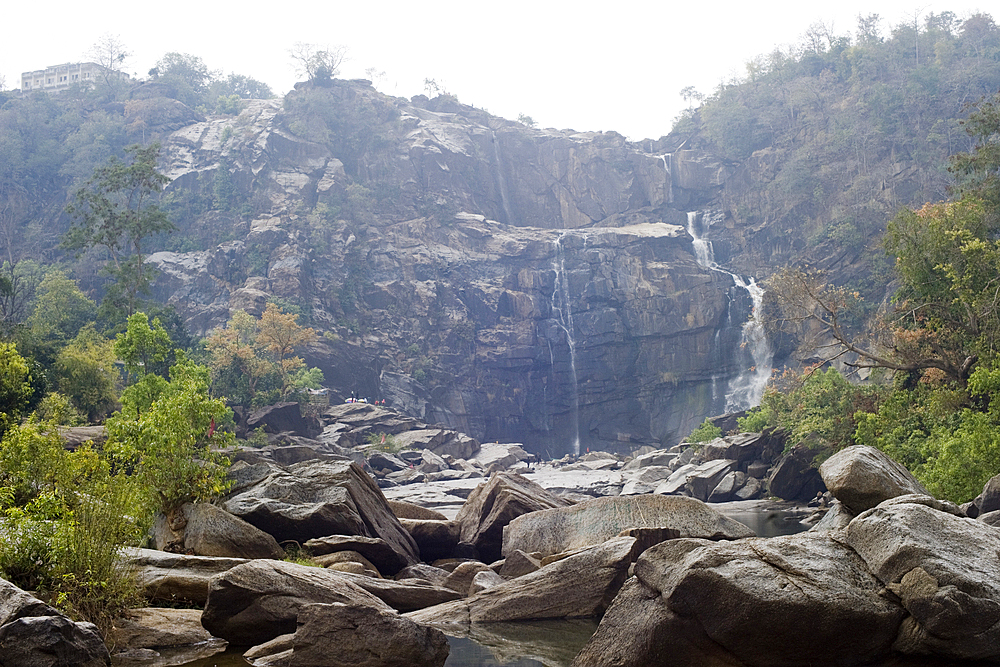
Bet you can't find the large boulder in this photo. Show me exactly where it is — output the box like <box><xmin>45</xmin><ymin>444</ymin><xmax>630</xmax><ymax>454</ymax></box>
<box><xmin>247</xmin><ymin>401</ymin><xmax>315</xmax><ymax>436</ymax></box>
<box><xmin>407</xmin><ymin>536</ymin><xmax>641</xmax><ymax>625</ymax></box>
<box><xmin>0</xmin><ymin>577</ymin><xmax>110</xmax><ymax>667</ymax></box>
<box><xmin>572</xmin><ymin>533</ymin><xmax>904</xmax><ymax>667</ymax></box>
<box><xmin>200</xmin><ymin>559</ymin><xmax>393</xmax><ymax>645</ymax></box>
<box><xmin>223</xmin><ymin>459</ymin><xmax>419</xmax><ymax>573</ymax></box>
<box><xmin>325</xmin><ymin>571</ymin><xmax>463</xmax><ymax>612</ymax></box>
<box><xmin>125</xmin><ymin>548</ymin><xmax>247</xmax><ymax>605</ymax></box>
<box><xmin>502</xmin><ymin>495</ymin><xmax>753</xmax><ymax>558</ymax></box>
<box><xmin>152</xmin><ymin>502</ymin><xmax>285</xmax><ymax>559</ymax></box>
<box><xmin>247</xmin><ymin>603</ymin><xmax>449</xmax><ymax>667</ymax></box>
<box><xmin>767</xmin><ymin>444</ymin><xmax>825</xmax><ymax>502</ymax></box>
<box><xmin>844</xmin><ymin>496</ymin><xmax>1000</xmax><ymax>661</ymax></box>
<box><xmin>0</xmin><ymin>615</ymin><xmax>110</xmax><ymax>667</ymax></box>
<box><xmin>819</xmin><ymin>444</ymin><xmax>929</xmax><ymax>514</ymax></box>
<box><xmin>454</xmin><ymin>472</ymin><xmax>571</xmax><ymax>562</ymax></box>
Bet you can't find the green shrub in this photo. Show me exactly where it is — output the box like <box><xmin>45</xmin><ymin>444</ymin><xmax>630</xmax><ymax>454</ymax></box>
<box><xmin>686</xmin><ymin>419</ymin><xmax>722</xmax><ymax>443</ymax></box>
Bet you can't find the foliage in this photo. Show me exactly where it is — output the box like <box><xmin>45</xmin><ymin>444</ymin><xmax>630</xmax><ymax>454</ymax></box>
<box><xmin>686</xmin><ymin>419</ymin><xmax>722</xmax><ymax>443</ymax></box>
<box><xmin>0</xmin><ymin>342</ymin><xmax>34</xmax><ymax>436</ymax></box>
<box><xmin>289</xmin><ymin>43</ymin><xmax>347</xmax><ymax>82</ymax></box>
<box><xmin>54</xmin><ymin>325</ymin><xmax>119</xmax><ymax>422</ymax></box>
<box><xmin>737</xmin><ymin>367</ymin><xmax>882</xmax><ymax>461</ymax></box>
<box><xmin>105</xmin><ymin>355</ymin><xmax>234</xmax><ymax>514</ymax></box>
<box><xmin>32</xmin><ymin>392</ymin><xmax>87</xmax><ymax>426</ymax></box>
<box><xmin>0</xmin><ymin>418</ymin><xmax>144</xmax><ymax>637</ymax></box>
<box><xmin>152</xmin><ymin>52</ymin><xmax>217</xmax><ymax>108</ymax></box>
<box><xmin>23</xmin><ymin>269</ymin><xmax>96</xmax><ymax>365</ymax></box>
<box><xmin>63</xmin><ymin>143</ymin><xmax>175</xmax><ymax>321</ymax></box>
<box><xmin>114</xmin><ymin>311</ymin><xmax>173</xmax><ymax>384</ymax></box>
<box><xmin>205</xmin><ymin>305</ymin><xmax>320</xmax><ymax>409</ymax></box>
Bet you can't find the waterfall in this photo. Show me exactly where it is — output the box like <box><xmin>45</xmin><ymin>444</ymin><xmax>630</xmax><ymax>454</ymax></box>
<box><xmin>685</xmin><ymin>210</ymin><xmax>773</xmax><ymax>411</ymax></box>
<box><xmin>660</xmin><ymin>153</ymin><xmax>673</xmax><ymax>204</ymax></box>
<box><xmin>551</xmin><ymin>233</ymin><xmax>581</xmax><ymax>455</ymax></box>
<box><xmin>724</xmin><ymin>276</ymin><xmax>773</xmax><ymax>411</ymax></box>
<box><xmin>491</xmin><ymin>131</ymin><xmax>514</xmax><ymax>225</ymax></box>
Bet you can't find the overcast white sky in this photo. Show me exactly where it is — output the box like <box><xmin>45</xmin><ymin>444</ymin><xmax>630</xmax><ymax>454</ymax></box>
<box><xmin>0</xmin><ymin>1</ymin><xmax>991</xmax><ymax>140</ymax></box>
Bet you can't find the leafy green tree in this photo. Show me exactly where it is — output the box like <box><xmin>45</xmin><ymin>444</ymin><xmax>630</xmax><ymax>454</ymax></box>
<box><xmin>209</xmin><ymin>73</ymin><xmax>273</xmax><ymax>101</ymax></box>
<box><xmin>106</xmin><ymin>355</ymin><xmax>233</xmax><ymax>513</ymax></box>
<box><xmin>54</xmin><ymin>325</ymin><xmax>119</xmax><ymax>422</ymax></box>
<box><xmin>152</xmin><ymin>52</ymin><xmax>218</xmax><ymax>108</ymax></box>
<box><xmin>63</xmin><ymin>143</ymin><xmax>175</xmax><ymax>321</ymax></box>
<box><xmin>114</xmin><ymin>311</ymin><xmax>172</xmax><ymax>384</ymax></box>
<box><xmin>0</xmin><ymin>342</ymin><xmax>33</xmax><ymax>436</ymax></box>
<box><xmin>24</xmin><ymin>270</ymin><xmax>96</xmax><ymax>360</ymax></box>
<box><xmin>686</xmin><ymin>418</ymin><xmax>722</xmax><ymax>443</ymax></box>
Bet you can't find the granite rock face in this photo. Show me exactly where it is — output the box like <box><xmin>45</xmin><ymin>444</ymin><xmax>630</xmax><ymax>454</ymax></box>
<box><xmin>150</xmin><ymin>80</ymin><xmax>756</xmax><ymax>457</ymax></box>
<box><xmin>819</xmin><ymin>444</ymin><xmax>929</xmax><ymax>513</ymax></box>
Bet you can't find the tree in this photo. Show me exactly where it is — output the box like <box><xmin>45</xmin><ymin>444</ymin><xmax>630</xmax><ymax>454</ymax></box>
<box><xmin>85</xmin><ymin>34</ymin><xmax>132</xmax><ymax>100</ymax></box>
<box><xmin>25</xmin><ymin>270</ymin><xmax>96</xmax><ymax>349</ymax></box>
<box><xmin>289</xmin><ymin>43</ymin><xmax>347</xmax><ymax>83</ymax></box>
<box><xmin>257</xmin><ymin>302</ymin><xmax>317</xmax><ymax>398</ymax></box>
<box><xmin>205</xmin><ymin>305</ymin><xmax>321</xmax><ymax>409</ymax></box>
<box><xmin>153</xmin><ymin>52</ymin><xmax>217</xmax><ymax>108</ymax></box>
<box><xmin>114</xmin><ymin>312</ymin><xmax>172</xmax><ymax>385</ymax></box>
<box><xmin>63</xmin><ymin>143</ymin><xmax>175</xmax><ymax>321</ymax></box>
<box><xmin>54</xmin><ymin>325</ymin><xmax>119</xmax><ymax>422</ymax></box>
<box><xmin>105</xmin><ymin>355</ymin><xmax>233</xmax><ymax>513</ymax></box>
<box><xmin>209</xmin><ymin>73</ymin><xmax>274</xmax><ymax>100</ymax></box>
<box><xmin>0</xmin><ymin>342</ymin><xmax>33</xmax><ymax>436</ymax></box>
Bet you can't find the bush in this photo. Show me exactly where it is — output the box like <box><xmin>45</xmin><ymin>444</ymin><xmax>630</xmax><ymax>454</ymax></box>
<box><xmin>686</xmin><ymin>419</ymin><xmax>722</xmax><ymax>443</ymax></box>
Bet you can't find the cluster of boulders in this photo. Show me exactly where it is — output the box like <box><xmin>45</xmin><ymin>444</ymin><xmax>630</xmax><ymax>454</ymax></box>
<box><xmin>15</xmin><ymin>401</ymin><xmax>1000</xmax><ymax>666</ymax></box>
<box><xmin>573</xmin><ymin>444</ymin><xmax>1000</xmax><ymax>666</ymax></box>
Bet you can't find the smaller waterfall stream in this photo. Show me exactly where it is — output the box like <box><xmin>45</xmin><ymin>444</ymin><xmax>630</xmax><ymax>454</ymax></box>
<box><xmin>685</xmin><ymin>211</ymin><xmax>773</xmax><ymax>411</ymax></box>
<box><xmin>491</xmin><ymin>131</ymin><xmax>514</xmax><ymax>225</ymax></box>
<box><xmin>551</xmin><ymin>233</ymin><xmax>581</xmax><ymax>455</ymax></box>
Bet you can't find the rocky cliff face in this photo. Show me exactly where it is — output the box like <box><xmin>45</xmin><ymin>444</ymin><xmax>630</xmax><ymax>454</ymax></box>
<box><xmin>149</xmin><ymin>80</ymin><xmax>753</xmax><ymax>456</ymax></box>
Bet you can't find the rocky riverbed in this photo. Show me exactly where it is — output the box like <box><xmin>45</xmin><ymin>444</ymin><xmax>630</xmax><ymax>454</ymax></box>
<box><xmin>7</xmin><ymin>405</ymin><xmax>1000</xmax><ymax>667</ymax></box>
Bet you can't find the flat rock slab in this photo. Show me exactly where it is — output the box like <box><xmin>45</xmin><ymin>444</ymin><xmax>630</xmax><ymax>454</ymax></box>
<box><xmin>407</xmin><ymin>536</ymin><xmax>640</xmax><ymax>626</ymax></box>
<box><xmin>502</xmin><ymin>494</ymin><xmax>754</xmax><ymax>558</ymax></box>
<box><xmin>125</xmin><ymin>548</ymin><xmax>248</xmax><ymax>605</ymax></box>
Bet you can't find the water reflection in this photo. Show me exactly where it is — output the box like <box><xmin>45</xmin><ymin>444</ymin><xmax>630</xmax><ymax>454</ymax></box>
<box><xmin>443</xmin><ymin>619</ymin><xmax>599</xmax><ymax>667</ymax></box>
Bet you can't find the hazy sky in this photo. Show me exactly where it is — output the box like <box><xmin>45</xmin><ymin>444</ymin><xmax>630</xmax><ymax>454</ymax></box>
<box><xmin>1</xmin><ymin>1</ymin><xmax>991</xmax><ymax>140</ymax></box>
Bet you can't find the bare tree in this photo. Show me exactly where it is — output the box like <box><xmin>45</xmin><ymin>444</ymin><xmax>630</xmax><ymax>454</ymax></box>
<box><xmin>768</xmin><ymin>267</ymin><xmax>976</xmax><ymax>384</ymax></box>
<box><xmin>289</xmin><ymin>43</ymin><xmax>347</xmax><ymax>82</ymax></box>
<box><xmin>86</xmin><ymin>33</ymin><xmax>132</xmax><ymax>98</ymax></box>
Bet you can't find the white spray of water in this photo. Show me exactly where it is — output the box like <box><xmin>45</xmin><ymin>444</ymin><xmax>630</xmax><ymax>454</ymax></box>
<box><xmin>684</xmin><ymin>211</ymin><xmax>773</xmax><ymax>411</ymax></box>
<box><xmin>551</xmin><ymin>233</ymin><xmax>581</xmax><ymax>455</ymax></box>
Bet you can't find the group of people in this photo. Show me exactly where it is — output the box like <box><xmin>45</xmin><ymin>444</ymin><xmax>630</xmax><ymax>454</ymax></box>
<box><xmin>345</xmin><ymin>393</ymin><xmax>387</xmax><ymax>406</ymax></box>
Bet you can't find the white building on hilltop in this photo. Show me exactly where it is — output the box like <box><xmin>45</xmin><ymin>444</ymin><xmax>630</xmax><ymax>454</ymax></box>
<box><xmin>20</xmin><ymin>62</ymin><xmax>129</xmax><ymax>93</ymax></box>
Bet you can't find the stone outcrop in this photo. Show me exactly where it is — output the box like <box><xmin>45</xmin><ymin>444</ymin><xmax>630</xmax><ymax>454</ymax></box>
<box><xmin>454</xmin><ymin>472</ymin><xmax>571</xmax><ymax>562</ymax></box>
<box><xmin>502</xmin><ymin>495</ymin><xmax>753</xmax><ymax>558</ymax></box>
<box><xmin>819</xmin><ymin>444</ymin><xmax>929</xmax><ymax>513</ymax></box>
<box><xmin>201</xmin><ymin>559</ymin><xmax>393</xmax><ymax>645</ymax></box>
<box><xmin>222</xmin><ymin>459</ymin><xmax>419</xmax><ymax>572</ymax></box>
<box><xmin>125</xmin><ymin>548</ymin><xmax>248</xmax><ymax>605</ymax></box>
<box><xmin>245</xmin><ymin>603</ymin><xmax>449</xmax><ymax>667</ymax></box>
<box><xmin>150</xmin><ymin>81</ymin><xmax>756</xmax><ymax>457</ymax></box>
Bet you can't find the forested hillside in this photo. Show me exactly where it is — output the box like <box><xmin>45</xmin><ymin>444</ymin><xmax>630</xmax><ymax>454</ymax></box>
<box><xmin>660</xmin><ymin>12</ymin><xmax>1000</xmax><ymax>287</ymax></box>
